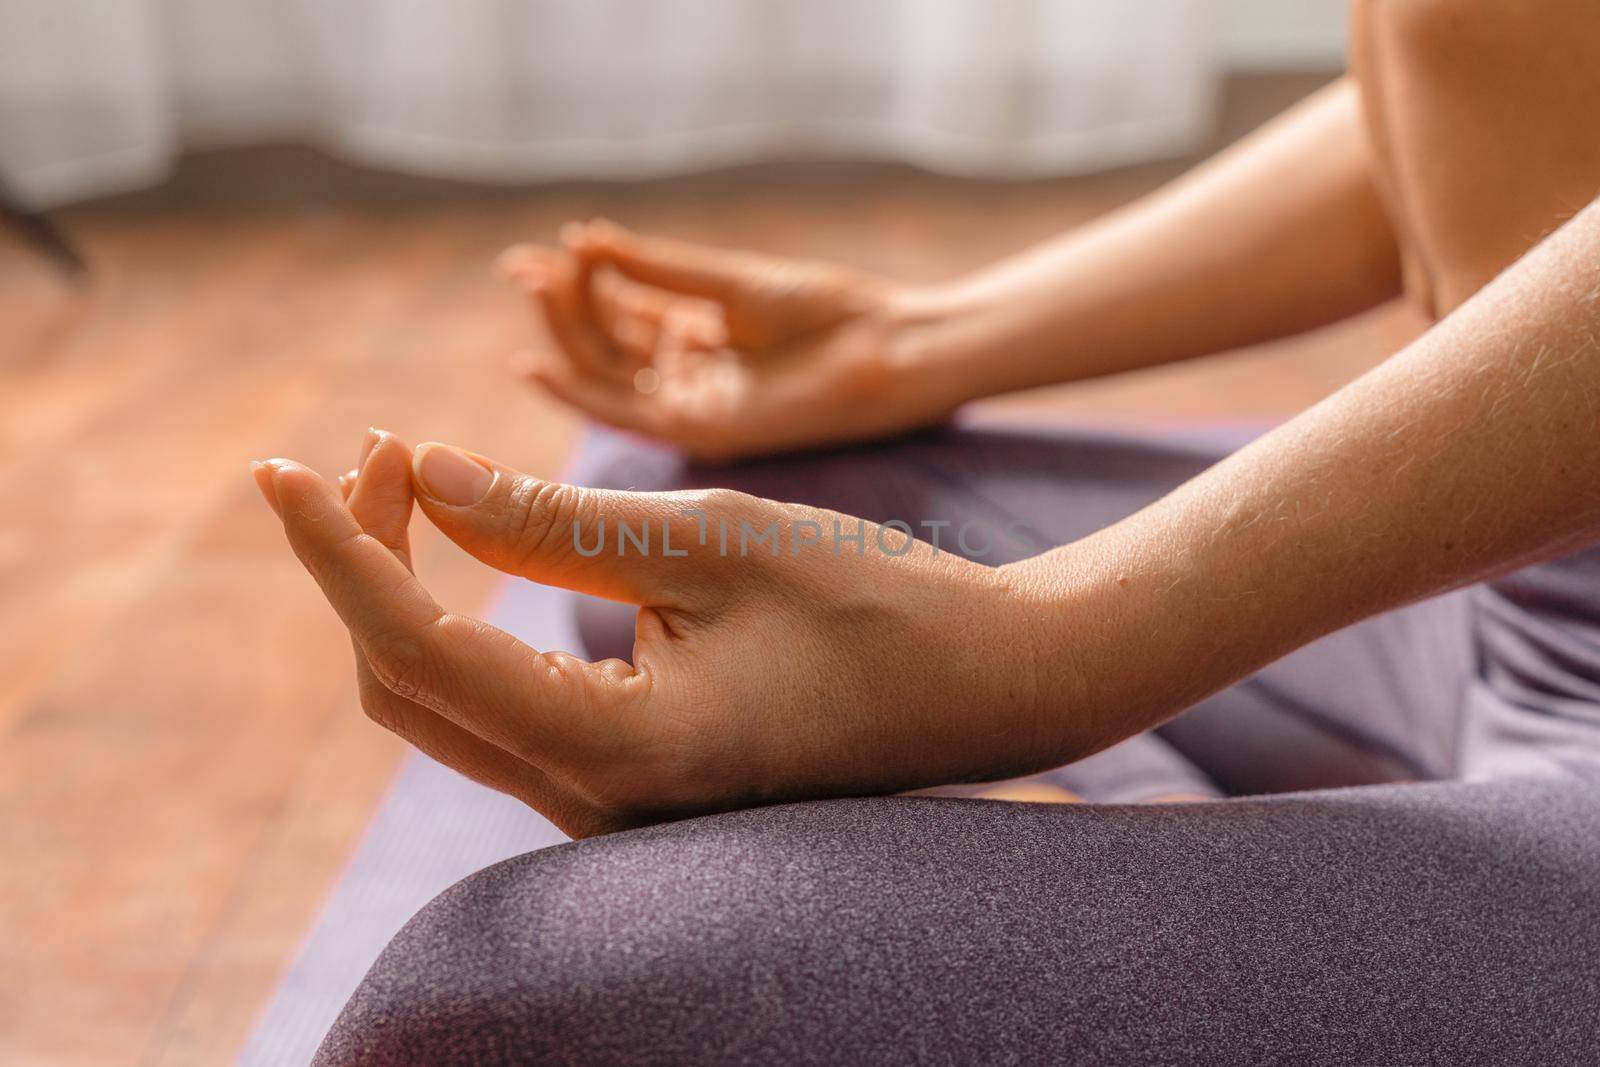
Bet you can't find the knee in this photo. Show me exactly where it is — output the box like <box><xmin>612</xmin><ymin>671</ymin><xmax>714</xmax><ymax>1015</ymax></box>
<box><xmin>311</xmin><ymin>846</ymin><xmax>634</xmax><ymax>1066</ymax></box>
<box><xmin>310</xmin><ymin>851</ymin><xmax>559</xmax><ymax>1066</ymax></box>
<box><xmin>312</xmin><ymin>814</ymin><xmax>826</xmax><ymax>1067</ymax></box>
<box><xmin>311</xmin><ymin>799</ymin><xmax>982</xmax><ymax>1066</ymax></box>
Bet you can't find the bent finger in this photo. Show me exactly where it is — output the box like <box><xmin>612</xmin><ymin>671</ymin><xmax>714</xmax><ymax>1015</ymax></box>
<box><xmin>261</xmin><ymin>459</ymin><xmax>634</xmax><ymax>760</ymax></box>
<box><xmin>589</xmin><ymin>268</ymin><xmax>668</xmax><ymax>362</ymax></box>
<box><xmin>507</xmin><ymin>245</ymin><xmax>628</xmax><ymax>380</ymax></box>
<box><xmin>345</xmin><ymin>429</ymin><xmax>415</xmax><ymax>564</ymax></box>
<box><xmin>343</xmin><ymin>439</ymin><xmax>580</xmax><ymax>822</ymax></box>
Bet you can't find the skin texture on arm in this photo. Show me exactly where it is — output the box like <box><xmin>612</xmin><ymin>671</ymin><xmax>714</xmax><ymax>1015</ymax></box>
<box><xmin>892</xmin><ymin>78</ymin><xmax>1403</xmax><ymax>408</ymax></box>
<box><xmin>1009</xmin><ymin>193</ymin><xmax>1600</xmax><ymax>757</ymax></box>
<box><xmin>499</xmin><ymin>79</ymin><xmax>1400</xmax><ymax>460</ymax></box>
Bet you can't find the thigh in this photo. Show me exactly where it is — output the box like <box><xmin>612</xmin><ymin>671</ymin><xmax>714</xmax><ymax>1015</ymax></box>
<box><xmin>1159</xmin><ymin>588</ymin><xmax>1477</xmax><ymax>793</ymax></box>
<box><xmin>315</xmin><ymin>784</ymin><xmax>1600</xmax><ymax>1066</ymax></box>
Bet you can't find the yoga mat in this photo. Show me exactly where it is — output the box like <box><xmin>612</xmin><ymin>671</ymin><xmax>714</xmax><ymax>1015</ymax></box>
<box><xmin>234</xmin><ymin>578</ymin><xmax>580</xmax><ymax>1067</ymax></box>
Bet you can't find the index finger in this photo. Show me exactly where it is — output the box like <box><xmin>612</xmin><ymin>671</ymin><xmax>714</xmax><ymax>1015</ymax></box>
<box><xmin>258</xmin><ymin>458</ymin><xmax>644</xmax><ymax>763</ymax></box>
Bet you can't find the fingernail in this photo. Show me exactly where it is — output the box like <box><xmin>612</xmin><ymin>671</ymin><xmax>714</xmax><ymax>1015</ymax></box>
<box><xmin>414</xmin><ymin>443</ymin><xmax>493</xmax><ymax>506</ymax></box>
<box><xmin>360</xmin><ymin>427</ymin><xmax>381</xmax><ymax>467</ymax></box>
<box><xmin>250</xmin><ymin>459</ymin><xmax>282</xmax><ymax>517</ymax></box>
<box><xmin>559</xmin><ymin>221</ymin><xmax>586</xmax><ymax>248</ymax></box>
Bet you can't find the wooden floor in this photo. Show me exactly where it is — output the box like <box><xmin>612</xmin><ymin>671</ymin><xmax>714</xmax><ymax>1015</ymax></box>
<box><xmin>0</xmin><ymin>161</ymin><xmax>1420</xmax><ymax>1065</ymax></box>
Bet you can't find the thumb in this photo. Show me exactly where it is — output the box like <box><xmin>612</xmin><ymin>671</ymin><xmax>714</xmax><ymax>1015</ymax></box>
<box><xmin>409</xmin><ymin>441</ymin><xmax>731</xmax><ymax>606</ymax></box>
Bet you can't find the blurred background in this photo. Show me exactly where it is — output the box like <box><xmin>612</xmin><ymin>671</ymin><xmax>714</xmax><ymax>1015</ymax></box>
<box><xmin>0</xmin><ymin>2</ymin><xmax>1414</xmax><ymax>1064</ymax></box>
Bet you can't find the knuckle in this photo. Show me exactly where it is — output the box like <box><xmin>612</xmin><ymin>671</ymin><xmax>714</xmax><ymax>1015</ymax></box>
<box><xmin>357</xmin><ymin>681</ymin><xmax>423</xmax><ymax>750</ymax></box>
<box><xmin>363</xmin><ymin>626</ymin><xmax>435</xmax><ymax>704</ymax></box>
<box><xmin>697</xmin><ymin>486</ymin><xmax>751</xmax><ymax>515</ymax></box>
<box><xmin>494</xmin><ymin>650</ymin><xmax>585</xmax><ymax>765</ymax></box>
<box><xmin>505</xmin><ymin>478</ymin><xmax>598</xmax><ymax>568</ymax></box>
<box><xmin>357</xmin><ymin>684</ymin><xmax>395</xmax><ymax>729</ymax></box>
<box><xmin>682</xmin><ymin>486</ymin><xmax>756</xmax><ymax>532</ymax></box>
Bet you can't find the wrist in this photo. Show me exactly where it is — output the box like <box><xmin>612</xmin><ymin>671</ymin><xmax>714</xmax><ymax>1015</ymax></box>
<box><xmin>894</xmin><ymin>554</ymin><xmax>1071</xmax><ymax>787</ymax></box>
<box><xmin>993</xmin><ymin>521</ymin><xmax>1239</xmax><ymax>767</ymax></box>
<box><xmin>879</xmin><ymin>280</ymin><xmax>1004</xmax><ymax>419</ymax></box>
<box><xmin>992</xmin><ymin>548</ymin><xmax>1109</xmax><ymax>767</ymax></box>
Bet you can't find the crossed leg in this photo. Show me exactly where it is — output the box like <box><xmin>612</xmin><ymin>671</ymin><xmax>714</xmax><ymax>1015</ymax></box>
<box><xmin>313</xmin><ymin>777</ymin><xmax>1600</xmax><ymax>1066</ymax></box>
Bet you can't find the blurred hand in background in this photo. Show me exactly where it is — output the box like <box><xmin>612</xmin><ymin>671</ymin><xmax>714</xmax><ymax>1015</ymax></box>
<box><xmin>498</xmin><ymin>221</ymin><xmax>955</xmax><ymax>462</ymax></box>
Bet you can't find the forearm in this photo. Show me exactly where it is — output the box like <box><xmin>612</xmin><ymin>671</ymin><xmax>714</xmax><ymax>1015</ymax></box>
<box><xmin>1009</xmin><ymin>194</ymin><xmax>1600</xmax><ymax>761</ymax></box>
<box><xmin>892</xmin><ymin>80</ymin><xmax>1402</xmax><ymax>412</ymax></box>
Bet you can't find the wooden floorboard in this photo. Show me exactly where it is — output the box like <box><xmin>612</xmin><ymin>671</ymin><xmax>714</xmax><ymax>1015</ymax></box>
<box><xmin>0</xmin><ymin>171</ymin><xmax>1414</xmax><ymax>1066</ymax></box>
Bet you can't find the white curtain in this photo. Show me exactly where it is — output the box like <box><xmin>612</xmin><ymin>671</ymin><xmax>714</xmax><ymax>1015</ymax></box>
<box><xmin>0</xmin><ymin>0</ymin><xmax>1220</xmax><ymax>208</ymax></box>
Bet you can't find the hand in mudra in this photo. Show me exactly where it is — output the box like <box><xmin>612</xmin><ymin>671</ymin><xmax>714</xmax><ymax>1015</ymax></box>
<box><xmin>499</xmin><ymin>220</ymin><xmax>946</xmax><ymax>462</ymax></box>
<box><xmin>254</xmin><ymin>432</ymin><xmax>1038</xmax><ymax>837</ymax></box>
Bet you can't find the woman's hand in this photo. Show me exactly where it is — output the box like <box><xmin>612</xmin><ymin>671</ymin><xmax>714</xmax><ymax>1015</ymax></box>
<box><xmin>253</xmin><ymin>435</ymin><xmax>1054</xmax><ymax>837</ymax></box>
<box><xmin>499</xmin><ymin>221</ymin><xmax>961</xmax><ymax>462</ymax></box>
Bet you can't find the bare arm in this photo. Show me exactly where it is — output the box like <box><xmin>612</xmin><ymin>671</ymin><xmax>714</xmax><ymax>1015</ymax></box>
<box><xmin>896</xmin><ymin>79</ymin><xmax>1404</xmax><ymax>410</ymax></box>
<box><xmin>1013</xmin><ymin>193</ymin><xmax>1600</xmax><ymax>758</ymax></box>
<box><xmin>517</xmin><ymin>80</ymin><xmax>1405</xmax><ymax>459</ymax></box>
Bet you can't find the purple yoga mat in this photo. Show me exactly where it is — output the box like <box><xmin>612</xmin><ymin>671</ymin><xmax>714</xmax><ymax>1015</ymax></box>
<box><xmin>233</xmin><ymin>578</ymin><xmax>581</xmax><ymax>1066</ymax></box>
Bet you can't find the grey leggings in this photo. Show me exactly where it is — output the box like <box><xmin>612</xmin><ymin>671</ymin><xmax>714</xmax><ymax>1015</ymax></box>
<box><xmin>315</xmin><ymin>424</ymin><xmax>1600</xmax><ymax>1065</ymax></box>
